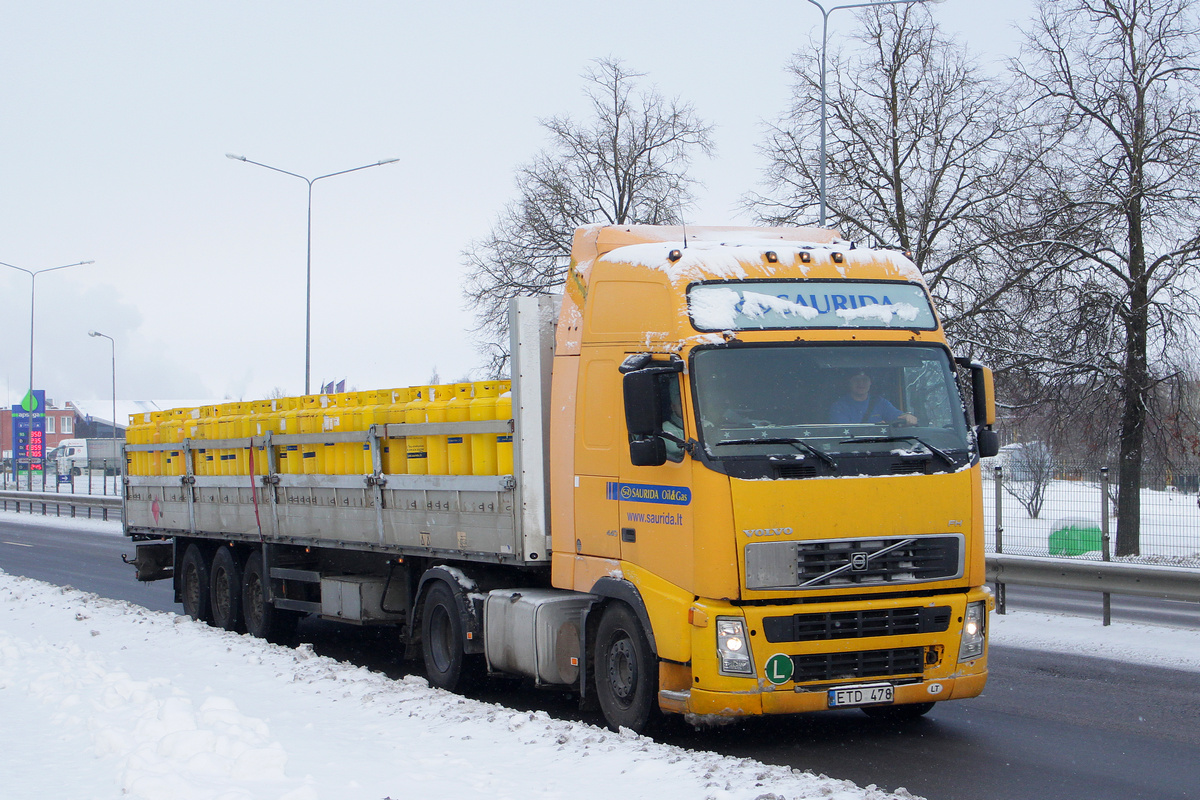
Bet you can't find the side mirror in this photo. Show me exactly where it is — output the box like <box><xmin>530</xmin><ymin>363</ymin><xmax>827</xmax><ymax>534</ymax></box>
<box><xmin>976</xmin><ymin>428</ymin><xmax>1000</xmax><ymax>458</ymax></box>
<box><xmin>629</xmin><ymin>436</ymin><xmax>667</xmax><ymax>467</ymax></box>
<box><xmin>623</xmin><ymin>370</ymin><xmax>663</xmax><ymax>436</ymax></box>
<box><xmin>970</xmin><ymin>363</ymin><xmax>996</xmax><ymax>427</ymax></box>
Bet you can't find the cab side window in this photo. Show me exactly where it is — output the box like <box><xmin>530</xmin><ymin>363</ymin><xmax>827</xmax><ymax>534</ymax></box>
<box><xmin>661</xmin><ymin>376</ymin><xmax>685</xmax><ymax>463</ymax></box>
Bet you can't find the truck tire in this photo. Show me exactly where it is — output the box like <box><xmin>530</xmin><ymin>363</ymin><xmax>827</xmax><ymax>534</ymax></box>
<box><xmin>594</xmin><ymin>602</ymin><xmax>659</xmax><ymax>733</ymax></box>
<box><xmin>420</xmin><ymin>581</ymin><xmax>482</xmax><ymax>692</ymax></box>
<box><xmin>862</xmin><ymin>702</ymin><xmax>935</xmax><ymax>721</ymax></box>
<box><xmin>180</xmin><ymin>544</ymin><xmax>213</xmax><ymax>623</ymax></box>
<box><xmin>241</xmin><ymin>550</ymin><xmax>297</xmax><ymax>643</ymax></box>
<box><xmin>210</xmin><ymin>547</ymin><xmax>244</xmax><ymax>632</ymax></box>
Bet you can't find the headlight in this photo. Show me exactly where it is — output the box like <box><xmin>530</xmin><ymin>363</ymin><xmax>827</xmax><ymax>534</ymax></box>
<box><xmin>716</xmin><ymin>617</ymin><xmax>755</xmax><ymax>676</ymax></box>
<box><xmin>958</xmin><ymin>601</ymin><xmax>986</xmax><ymax>662</ymax></box>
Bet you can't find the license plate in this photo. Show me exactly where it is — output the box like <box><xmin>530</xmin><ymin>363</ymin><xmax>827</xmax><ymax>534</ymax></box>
<box><xmin>828</xmin><ymin>683</ymin><xmax>894</xmax><ymax>708</ymax></box>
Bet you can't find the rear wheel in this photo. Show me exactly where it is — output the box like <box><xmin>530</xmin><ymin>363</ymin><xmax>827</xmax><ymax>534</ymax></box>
<box><xmin>862</xmin><ymin>702</ymin><xmax>935</xmax><ymax>721</ymax></box>
<box><xmin>420</xmin><ymin>581</ymin><xmax>482</xmax><ymax>692</ymax></box>
<box><xmin>594</xmin><ymin>602</ymin><xmax>659</xmax><ymax>733</ymax></box>
<box><xmin>210</xmin><ymin>547</ymin><xmax>244</xmax><ymax>632</ymax></box>
<box><xmin>241</xmin><ymin>550</ymin><xmax>297</xmax><ymax>642</ymax></box>
<box><xmin>179</xmin><ymin>544</ymin><xmax>212</xmax><ymax>622</ymax></box>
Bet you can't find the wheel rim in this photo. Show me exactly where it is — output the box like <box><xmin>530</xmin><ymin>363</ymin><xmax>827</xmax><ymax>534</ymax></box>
<box><xmin>607</xmin><ymin>634</ymin><xmax>637</xmax><ymax>707</ymax></box>
<box><xmin>429</xmin><ymin>604</ymin><xmax>453</xmax><ymax>673</ymax></box>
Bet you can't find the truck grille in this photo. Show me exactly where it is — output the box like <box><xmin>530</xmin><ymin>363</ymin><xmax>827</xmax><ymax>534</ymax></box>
<box><xmin>791</xmin><ymin>647</ymin><xmax>924</xmax><ymax>683</ymax></box>
<box><xmin>763</xmin><ymin>606</ymin><xmax>952</xmax><ymax>643</ymax></box>
<box><xmin>797</xmin><ymin>534</ymin><xmax>962</xmax><ymax>588</ymax></box>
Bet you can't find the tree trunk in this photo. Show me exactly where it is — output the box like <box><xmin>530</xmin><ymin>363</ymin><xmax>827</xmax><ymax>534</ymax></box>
<box><xmin>1115</xmin><ymin>283</ymin><xmax>1150</xmax><ymax>557</ymax></box>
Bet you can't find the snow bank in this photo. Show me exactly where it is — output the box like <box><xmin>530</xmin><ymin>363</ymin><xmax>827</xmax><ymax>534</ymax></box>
<box><xmin>0</xmin><ymin>570</ymin><xmax>921</xmax><ymax>800</ymax></box>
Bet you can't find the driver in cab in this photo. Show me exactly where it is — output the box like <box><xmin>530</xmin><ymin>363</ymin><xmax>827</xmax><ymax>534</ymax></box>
<box><xmin>830</xmin><ymin>370</ymin><xmax>917</xmax><ymax>426</ymax></box>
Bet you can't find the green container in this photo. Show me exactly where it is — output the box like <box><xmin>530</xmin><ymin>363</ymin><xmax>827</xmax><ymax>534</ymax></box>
<box><xmin>1048</xmin><ymin>520</ymin><xmax>1103</xmax><ymax>556</ymax></box>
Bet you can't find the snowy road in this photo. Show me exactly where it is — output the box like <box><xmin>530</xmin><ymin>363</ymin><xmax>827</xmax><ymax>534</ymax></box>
<box><xmin>3</xmin><ymin>512</ymin><xmax>1199</xmax><ymax>799</ymax></box>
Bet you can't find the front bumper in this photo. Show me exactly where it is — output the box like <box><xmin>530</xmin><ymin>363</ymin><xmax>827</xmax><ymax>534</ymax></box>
<box><xmin>660</xmin><ymin>587</ymin><xmax>992</xmax><ymax>718</ymax></box>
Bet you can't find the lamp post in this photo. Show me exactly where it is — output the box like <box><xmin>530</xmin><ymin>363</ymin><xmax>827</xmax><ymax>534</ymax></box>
<box><xmin>806</xmin><ymin>0</ymin><xmax>945</xmax><ymax>227</ymax></box>
<box><xmin>226</xmin><ymin>153</ymin><xmax>399</xmax><ymax>395</ymax></box>
<box><xmin>88</xmin><ymin>330</ymin><xmax>117</xmax><ymax>481</ymax></box>
<box><xmin>1</xmin><ymin>259</ymin><xmax>94</xmax><ymax>488</ymax></box>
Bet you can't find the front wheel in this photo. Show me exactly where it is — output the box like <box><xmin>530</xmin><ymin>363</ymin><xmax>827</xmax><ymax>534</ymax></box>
<box><xmin>594</xmin><ymin>602</ymin><xmax>659</xmax><ymax>733</ymax></box>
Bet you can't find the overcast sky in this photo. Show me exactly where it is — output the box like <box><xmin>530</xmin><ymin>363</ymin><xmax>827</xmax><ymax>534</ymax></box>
<box><xmin>0</xmin><ymin>0</ymin><xmax>1037</xmax><ymax>415</ymax></box>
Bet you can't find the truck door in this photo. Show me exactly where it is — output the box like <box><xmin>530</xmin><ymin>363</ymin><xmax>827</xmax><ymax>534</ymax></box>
<box><xmin>617</xmin><ymin>363</ymin><xmax>693</xmax><ymax>588</ymax></box>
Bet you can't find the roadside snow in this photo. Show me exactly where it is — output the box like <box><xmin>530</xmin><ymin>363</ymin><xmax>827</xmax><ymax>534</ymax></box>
<box><xmin>0</xmin><ymin>569</ymin><xmax>920</xmax><ymax>800</ymax></box>
<box><xmin>2</xmin><ymin>514</ymin><xmax>1198</xmax><ymax>799</ymax></box>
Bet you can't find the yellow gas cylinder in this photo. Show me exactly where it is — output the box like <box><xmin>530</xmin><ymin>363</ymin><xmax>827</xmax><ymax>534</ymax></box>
<box><xmin>233</xmin><ymin>402</ymin><xmax>254</xmax><ymax>475</ymax></box>
<box><xmin>277</xmin><ymin>397</ymin><xmax>302</xmax><ymax>474</ymax></box>
<box><xmin>334</xmin><ymin>392</ymin><xmax>364</xmax><ymax>475</ymax></box>
<box><xmin>127</xmin><ymin>413</ymin><xmax>147</xmax><ymax>475</ymax></box>
<box><xmin>321</xmin><ymin>394</ymin><xmax>345</xmax><ymax>475</ymax></box>
<box><xmin>299</xmin><ymin>395</ymin><xmax>325</xmax><ymax>475</ymax></box>
<box><xmin>469</xmin><ymin>381</ymin><xmax>501</xmax><ymax>476</ymax></box>
<box><xmin>496</xmin><ymin>382</ymin><xmax>514</xmax><ymax>475</ymax></box>
<box><xmin>248</xmin><ymin>400</ymin><xmax>276</xmax><ymax>474</ymax></box>
<box><xmin>160</xmin><ymin>409</ymin><xmax>183</xmax><ymax>476</ymax></box>
<box><xmin>424</xmin><ymin>385</ymin><xmax>454</xmax><ymax>475</ymax></box>
<box><xmin>382</xmin><ymin>388</ymin><xmax>410</xmax><ymax>474</ymax></box>
<box><xmin>198</xmin><ymin>406</ymin><xmax>222</xmax><ymax>476</ymax></box>
<box><xmin>216</xmin><ymin>403</ymin><xmax>239</xmax><ymax>476</ymax></box>
<box><xmin>183</xmin><ymin>408</ymin><xmax>203</xmax><ymax>476</ymax></box>
<box><xmin>404</xmin><ymin>386</ymin><xmax>431</xmax><ymax>474</ymax></box>
<box><xmin>447</xmin><ymin>383</ymin><xmax>474</xmax><ymax>475</ymax></box>
<box><xmin>148</xmin><ymin>411</ymin><xmax>166</xmax><ymax>476</ymax></box>
<box><xmin>356</xmin><ymin>390</ymin><xmax>384</xmax><ymax>473</ymax></box>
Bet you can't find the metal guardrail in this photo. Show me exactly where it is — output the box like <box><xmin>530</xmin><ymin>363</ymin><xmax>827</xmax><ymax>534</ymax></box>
<box><xmin>0</xmin><ymin>489</ymin><xmax>122</xmax><ymax>521</ymax></box>
<box><xmin>986</xmin><ymin>553</ymin><xmax>1199</xmax><ymax>603</ymax></box>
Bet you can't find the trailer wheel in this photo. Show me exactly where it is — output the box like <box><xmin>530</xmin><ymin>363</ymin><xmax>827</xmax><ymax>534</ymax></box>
<box><xmin>180</xmin><ymin>544</ymin><xmax>213</xmax><ymax>623</ymax></box>
<box><xmin>241</xmin><ymin>550</ymin><xmax>296</xmax><ymax>643</ymax></box>
<box><xmin>420</xmin><ymin>581</ymin><xmax>482</xmax><ymax>692</ymax></box>
<box><xmin>210</xmin><ymin>547</ymin><xmax>244</xmax><ymax>632</ymax></box>
<box><xmin>862</xmin><ymin>702</ymin><xmax>935</xmax><ymax>721</ymax></box>
<box><xmin>594</xmin><ymin>602</ymin><xmax>659</xmax><ymax>733</ymax></box>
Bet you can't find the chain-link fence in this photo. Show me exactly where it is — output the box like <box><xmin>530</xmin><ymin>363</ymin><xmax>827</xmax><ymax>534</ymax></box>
<box><xmin>984</xmin><ymin>459</ymin><xmax>1200</xmax><ymax>568</ymax></box>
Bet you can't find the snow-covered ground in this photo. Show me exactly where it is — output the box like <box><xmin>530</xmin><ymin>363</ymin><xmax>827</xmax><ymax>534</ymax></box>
<box><xmin>2</xmin><ymin>515</ymin><xmax>1199</xmax><ymax>800</ymax></box>
<box><xmin>982</xmin><ymin>473</ymin><xmax>1200</xmax><ymax>565</ymax></box>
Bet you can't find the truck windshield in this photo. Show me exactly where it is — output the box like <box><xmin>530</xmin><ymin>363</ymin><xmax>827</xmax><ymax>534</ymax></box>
<box><xmin>691</xmin><ymin>344</ymin><xmax>972</xmax><ymax>473</ymax></box>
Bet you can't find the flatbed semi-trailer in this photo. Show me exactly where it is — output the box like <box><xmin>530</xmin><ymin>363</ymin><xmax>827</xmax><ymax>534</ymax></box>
<box><xmin>124</xmin><ymin>224</ymin><xmax>998</xmax><ymax>732</ymax></box>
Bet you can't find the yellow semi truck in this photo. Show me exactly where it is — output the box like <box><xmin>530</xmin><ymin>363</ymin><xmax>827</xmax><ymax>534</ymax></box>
<box><xmin>123</xmin><ymin>224</ymin><xmax>998</xmax><ymax>732</ymax></box>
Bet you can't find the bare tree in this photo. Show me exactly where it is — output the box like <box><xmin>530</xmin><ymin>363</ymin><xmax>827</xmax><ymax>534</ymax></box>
<box><xmin>463</xmin><ymin>58</ymin><xmax>714</xmax><ymax>374</ymax></box>
<box><xmin>1013</xmin><ymin>0</ymin><xmax>1200</xmax><ymax>555</ymax></box>
<box><xmin>747</xmin><ymin>5</ymin><xmax>1052</xmax><ymax>349</ymax></box>
<box><xmin>1001</xmin><ymin>442</ymin><xmax>1057</xmax><ymax>519</ymax></box>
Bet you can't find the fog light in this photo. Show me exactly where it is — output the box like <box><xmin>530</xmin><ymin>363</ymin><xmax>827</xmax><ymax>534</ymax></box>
<box><xmin>958</xmin><ymin>601</ymin><xmax>986</xmax><ymax>662</ymax></box>
<box><xmin>716</xmin><ymin>617</ymin><xmax>754</xmax><ymax>676</ymax></box>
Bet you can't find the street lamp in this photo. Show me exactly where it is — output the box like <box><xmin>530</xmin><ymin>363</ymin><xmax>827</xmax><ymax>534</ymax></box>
<box><xmin>0</xmin><ymin>259</ymin><xmax>94</xmax><ymax>488</ymax></box>
<box><xmin>806</xmin><ymin>0</ymin><xmax>946</xmax><ymax>227</ymax></box>
<box><xmin>226</xmin><ymin>153</ymin><xmax>400</xmax><ymax>395</ymax></box>
<box><xmin>88</xmin><ymin>330</ymin><xmax>117</xmax><ymax>478</ymax></box>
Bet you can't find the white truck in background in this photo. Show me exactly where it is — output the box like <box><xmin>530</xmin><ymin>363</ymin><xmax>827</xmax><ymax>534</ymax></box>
<box><xmin>49</xmin><ymin>438</ymin><xmax>122</xmax><ymax>476</ymax></box>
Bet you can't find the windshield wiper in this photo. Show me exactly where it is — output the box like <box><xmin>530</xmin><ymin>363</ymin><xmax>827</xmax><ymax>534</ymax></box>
<box><xmin>839</xmin><ymin>434</ymin><xmax>958</xmax><ymax>470</ymax></box>
<box><xmin>716</xmin><ymin>437</ymin><xmax>839</xmax><ymax>470</ymax></box>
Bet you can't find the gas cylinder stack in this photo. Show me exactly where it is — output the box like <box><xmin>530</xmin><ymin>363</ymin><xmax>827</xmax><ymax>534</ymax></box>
<box><xmin>125</xmin><ymin>381</ymin><xmax>514</xmax><ymax>478</ymax></box>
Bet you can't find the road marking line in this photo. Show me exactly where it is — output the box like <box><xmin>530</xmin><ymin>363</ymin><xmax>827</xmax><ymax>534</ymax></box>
<box><xmin>2</xmin><ymin>541</ymin><xmax>33</xmax><ymax>547</ymax></box>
